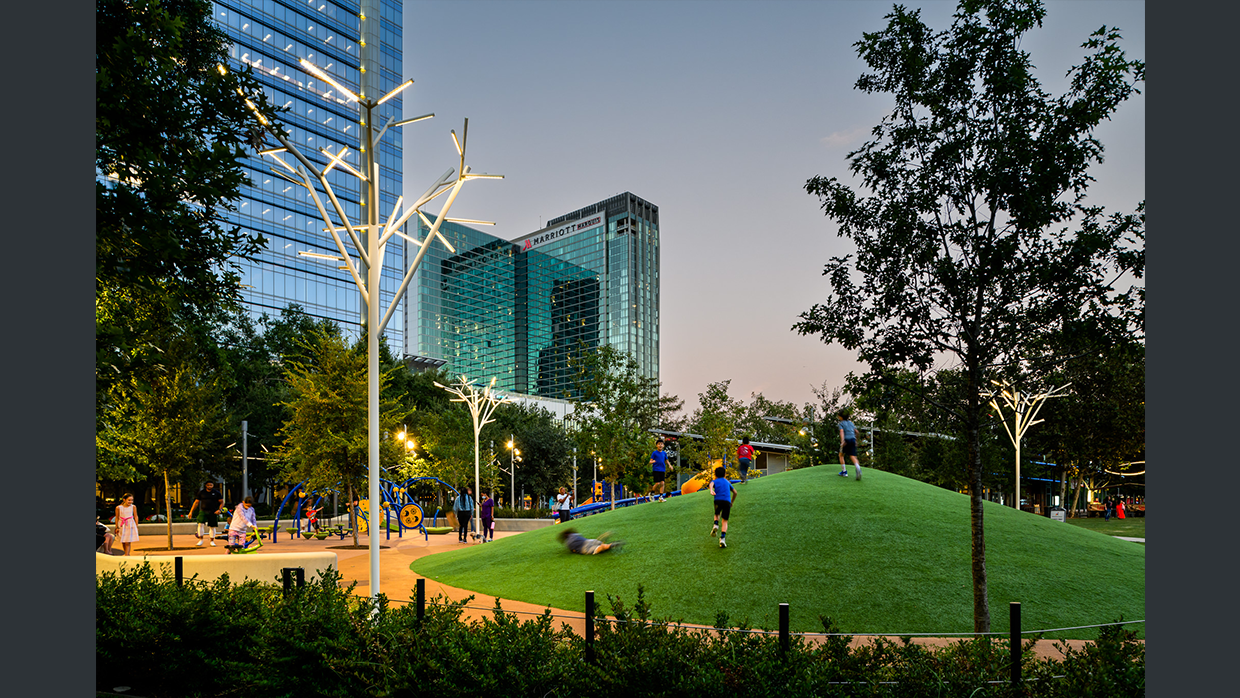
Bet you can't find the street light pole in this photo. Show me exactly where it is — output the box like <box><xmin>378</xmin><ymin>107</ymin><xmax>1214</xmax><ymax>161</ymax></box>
<box><xmin>986</xmin><ymin>380</ymin><xmax>1071</xmax><ymax>510</ymax></box>
<box><xmin>437</xmin><ymin>377</ymin><xmax>508</xmax><ymax>539</ymax></box>
<box><xmin>241</xmin><ymin>420</ymin><xmax>248</xmax><ymax>498</ymax></box>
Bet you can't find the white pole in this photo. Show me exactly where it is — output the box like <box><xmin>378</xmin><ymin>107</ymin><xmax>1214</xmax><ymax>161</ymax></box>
<box><xmin>241</xmin><ymin>420</ymin><xmax>248</xmax><ymax>498</ymax></box>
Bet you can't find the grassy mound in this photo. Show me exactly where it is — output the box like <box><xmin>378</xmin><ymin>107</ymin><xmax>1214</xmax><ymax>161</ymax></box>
<box><xmin>412</xmin><ymin>467</ymin><xmax>1144</xmax><ymax>638</ymax></box>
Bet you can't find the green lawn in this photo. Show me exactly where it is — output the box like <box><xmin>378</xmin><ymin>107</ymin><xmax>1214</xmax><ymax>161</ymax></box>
<box><xmin>412</xmin><ymin>467</ymin><xmax>1145</xmax><ymax>639</ymax></box>
<box><xmin>1065</xmin><ymin>515</ymin><xmax>1146</xmax><ymax>540</ymax></box>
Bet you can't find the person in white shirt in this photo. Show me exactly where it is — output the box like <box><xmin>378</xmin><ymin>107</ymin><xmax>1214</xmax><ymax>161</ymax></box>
<box><xmin>227</xmin><ymin>497</ymin><xmax>259</xmax><ymax>551</ymax></box>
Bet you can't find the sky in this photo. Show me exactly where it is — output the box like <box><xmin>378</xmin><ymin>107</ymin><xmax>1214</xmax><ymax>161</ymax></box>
<box><xmin>400</xmin><ymin>0</ymin><xmax>1145</xmax><ymax>416</ymax></box>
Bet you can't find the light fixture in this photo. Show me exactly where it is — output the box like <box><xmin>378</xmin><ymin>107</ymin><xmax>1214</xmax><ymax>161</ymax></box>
<box><xmin>299</xmin><ymin>58</ymin><xmax>359</xmax><ymax>103</ymax></box>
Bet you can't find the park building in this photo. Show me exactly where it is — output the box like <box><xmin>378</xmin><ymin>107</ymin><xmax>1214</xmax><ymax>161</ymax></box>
<box><xmin>404</xmin><ymin>192</ymin><xmax>661</xmax><ymax>401</ymax></box>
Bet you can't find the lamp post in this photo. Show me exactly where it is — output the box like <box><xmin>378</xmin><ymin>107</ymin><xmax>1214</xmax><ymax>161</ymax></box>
<box><xmin>241</xmin><ymin>420</ymin><xmax>249</xmax><ymax>498</ymax></box>
<box><xmin>437</xmin><ymin>376</ymin><xmax>509</xmax><ymax>539</ymax></box>
<box><xmin>985</xmin><ymin>380</ymin><xmax>1070</xmax><ymax>510</ymax></box>
<box><xmin>504</xmin><ymin>437</ymin><xmax>522</xmax><ymax>510</ymax></box>
<box><xmin>237</xmin><ymin>0</ymin><xmax>502</xmax><ymax>599</ymax></box>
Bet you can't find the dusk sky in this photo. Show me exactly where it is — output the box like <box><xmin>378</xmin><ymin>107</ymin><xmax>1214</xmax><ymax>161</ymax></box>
<box><xmin>400</xmin><ymin>1</ymin><xmax>1146</xmax><ymax>415</ymax></box>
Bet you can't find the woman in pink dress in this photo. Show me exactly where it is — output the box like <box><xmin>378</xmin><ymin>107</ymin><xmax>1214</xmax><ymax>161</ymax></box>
<box><xmin>114</xmin><ymin>494</ymin><xmax>140</xmax><ymax>556</ymax></box>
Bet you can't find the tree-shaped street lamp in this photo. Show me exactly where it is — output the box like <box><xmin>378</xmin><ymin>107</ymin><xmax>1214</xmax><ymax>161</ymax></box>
<box><xmin>235</xmin><ymin>0</ymin><xmax>502</xmax><ymax>600</ymax></box>
<box><xmin>502</xmin><ymin>436</ymin><xmax>522</xmax><ymax>510</ymax></box>
<box><xmin>985</xmin><ymin>379</ymin><xmax>1071</xmax><ymax>510</ymax></box>
<box><xmin>436</xmin><ymin>376</ymin><xmax>510</xmax><ymax>539</ymax></box>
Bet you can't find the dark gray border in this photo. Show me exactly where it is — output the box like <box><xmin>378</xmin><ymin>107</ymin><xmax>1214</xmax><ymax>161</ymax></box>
<box><xmin>1148</xmin><ymin>0</ymin><xmax>1231</xmax><ymax>695</ymax></box>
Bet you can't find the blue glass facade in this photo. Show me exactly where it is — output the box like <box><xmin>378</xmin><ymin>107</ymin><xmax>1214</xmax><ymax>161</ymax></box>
<box><xmin>406</xmin><ymin>193</ymin><xmax>659</xmax><ymax>398</ymax></box>
<box><xmin>212</xmin><ymin>0</ymin><xmax>406</xmax><ymax>349</ymax></box>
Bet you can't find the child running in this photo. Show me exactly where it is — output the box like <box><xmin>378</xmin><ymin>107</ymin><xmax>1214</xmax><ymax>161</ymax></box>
<box><xmin>557</xmin><ymin>527</ymin><xmax>622</xmax><ymax>554</ymax></box>
<box><xmin>648</xmin><ymin>439</ymin><xmax>669</xmax><ymax>502</ymax></box>
<box><xmin>709</xmin><ymin>467</ymin><xmax>738</xmax><ymax>548</ymax></box>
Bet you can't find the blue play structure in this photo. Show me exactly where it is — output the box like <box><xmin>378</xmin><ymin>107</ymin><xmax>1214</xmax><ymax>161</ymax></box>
<box><xmin>270</xmin><ymin>476</ymin><xmax>462</xmax><ymax>543</ymax></box>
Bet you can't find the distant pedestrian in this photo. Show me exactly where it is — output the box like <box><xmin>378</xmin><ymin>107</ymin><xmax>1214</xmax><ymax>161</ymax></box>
<box><xmin>115</xmin><ymin>493</ymin><xmax>139</xmax><ymax>556</ymax></box>
<box><xmin>709</xmin><ymin>467</ymin><xmax>738</xmax><ymax>549</ymax></box>
<box><xmin>187</xmin><ymin>480</ymin><xmax>223</xmax><ymax>547</ymax></box>
<box><xmin>479</xmin><ymin>492</ymin><xmax>495</xmax><ymax>542</ymax></box>
<box><xmin>557</xmin><ymin>527</ymin><xmax>622</xmax><ymax>555</ymax></box>
<box><xmin>555</xmin><ymin>487</ymin><xmax>573</xmax><ymax>523</ymax></box>
<box><xmin>648</xmin><ymin>439</ymin><xmax>669</xmax><ymax>502</ymax></box>
<box><xmin>1103</xmin><ymin>496</ymin><xmax>1113</xmax><ymax>521</ymax></box>
<box><xmin>737</xmin><ymin>437</ymin><xmax>755</xmax><ymax>484</ymax></box>
<box><xmin>453</xmin><ymin>487</ymin><xmax>475</xmax><ymax>543</ymax></box>
<box><xmin>837</xmin><ymin>410</ymin><xmax>862</xmax><ymax>481</ymax></box>
<box><xmin>1116</xmin><ymin>498</ymin><xmax>1126</xmax><ymax>520</ymax></box>
<box><xmin>226</xmin><ymin>496</ymin><xmax>259</xmax><ymax>552</ymax></box>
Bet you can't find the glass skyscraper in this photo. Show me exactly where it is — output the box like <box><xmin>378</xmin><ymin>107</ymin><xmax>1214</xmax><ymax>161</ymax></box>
<box><xmin>406</xmin><ymin>192</ymin><xmax>660</xmax><ymax>398</ymax></box>
<box><xmin>212</xmin><ymin>0</ymin><xmax>406</xmax><ymax>349</ymax></box>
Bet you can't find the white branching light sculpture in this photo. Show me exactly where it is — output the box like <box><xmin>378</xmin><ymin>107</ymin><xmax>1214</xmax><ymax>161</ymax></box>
<box><xmin>233</xmin><ymin>0</ymin><xmax>502</xmax><ymax>600</ymax></box>
<box><xmin>985</xmin><ymin>379</ymin><xmax>1071</xmax><ymax>510</ymax></box>
<box><xmin>436</xmin><ymin>376</ymin><xmax>510</xmax><ymax>540</ymax></box>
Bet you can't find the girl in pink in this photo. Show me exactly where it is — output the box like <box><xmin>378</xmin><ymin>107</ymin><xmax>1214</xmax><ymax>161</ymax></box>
<box><xmin>115</xmin><ymin>493</ymin><xmax>139</xmax><ymax>556</ymax></box>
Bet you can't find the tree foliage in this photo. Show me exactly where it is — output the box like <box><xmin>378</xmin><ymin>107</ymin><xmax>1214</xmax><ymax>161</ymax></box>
<box><xmin>273</xmin><ymin>331</ymin><xmax>410</xmax><ymax>545</ymax></box>
<box><xmin>795</xmin><ymin>0</ymin><xmax>1143</xmax><ymax>632</ymax></box>
<box><xmin>681</xmin><ymin>381</ymin><xmax>743</xmax><ymax>478</ymax></box>
<box><xmin>96</xmin><ymin>0</ymin><xmax>283</xmax><ymax>391</ymax></box>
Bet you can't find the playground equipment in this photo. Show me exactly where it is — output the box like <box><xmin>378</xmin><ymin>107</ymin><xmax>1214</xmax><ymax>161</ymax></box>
<box><xmin>270</xmin><ymin>476</ymin><xmax>466</xmax><ymax>544</ymax></box>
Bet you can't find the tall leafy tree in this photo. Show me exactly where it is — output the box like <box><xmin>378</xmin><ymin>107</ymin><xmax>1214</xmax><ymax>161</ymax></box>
<box><xmin>570</xmin><ymin>346</ymin><xmax>682</xmax><ymax>505</ymax></box>
<box><xmin>273</xmin><ymin>331</ymin><xmax>409</xmax><ymax>546</ymax></box>
<box><xmin>96</xmin><ymin>0</ymin><xmax>281</xmax><ymax>391</ymax></box>
<box><xmin>681</xmin><ymin>381</ymin><xmax>744</xmax><ymax>479</ymax></box>
<box><xmin>97</xmin><ymin>334</ymin><xmax>231</xmax><ymax>549</ymax></box>
<box><xmin>794</xmin><ymin>0</ymin><xmax>1143</xmax><ymax>632</ymax></box>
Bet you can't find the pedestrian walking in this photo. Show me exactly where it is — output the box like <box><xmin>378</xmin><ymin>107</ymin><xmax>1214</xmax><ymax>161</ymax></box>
<box><xmin>737</xmin><ymin>437</ymin><xmax>755</xmax><ymax>484</ymax></box>
<box><xmin>115</xmin><ymin>493</ymin><xmax>139</xmax><ymax>556</ymax></box>
<box><xmin>186</xmin><ymin>480</ymin><xmax>223</xmax><ymax>547</ymax></box>
<box><xmin>837</xmin><ymin>410</ymin><xmax>862</xmax><ymax>481</ymax></box>
<box><xmin>453</xmin><ymin>487</ymin><xmax>475</xmax><ymax>543</ymax></box>
<box><xmin>709</xmin><ymin>467</ymin><xmax>738</xmax><ymax>549</ymax></box>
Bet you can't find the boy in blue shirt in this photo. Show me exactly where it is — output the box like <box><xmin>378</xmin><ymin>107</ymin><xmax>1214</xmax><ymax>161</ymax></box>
<box><xmin>708</xmin><ymin>466</ymin><xmax>738</xmax><ymax>548</ymax></box>
<box><xmin>648</xmin><ymin>439</ymin><xmax>669</xmax><ymax>502</ymax></box>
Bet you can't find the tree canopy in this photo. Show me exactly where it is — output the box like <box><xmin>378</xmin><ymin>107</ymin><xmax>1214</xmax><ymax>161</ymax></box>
<box><xmin>795</xmin><ymin>0</ymin><xmax>1144</xmax><ymax>633</ymax></box>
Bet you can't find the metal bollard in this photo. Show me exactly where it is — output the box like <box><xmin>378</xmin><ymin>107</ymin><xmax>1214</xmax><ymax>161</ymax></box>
<box><xmin>779</xmin><ymin>603</ymin><xmax>790</xmax><ymax>657</ymax></box>
<box><xmin>175</xmin><ymin>557</ymin><xmax>184</xmax><ymax>587</ymax></box>
<box><xmin>416</xmin><ymin>578</ymin><xmax>425</xmax><ymax>622</ymax></box>
<box><xmin>586</xmin><ymin>590</ymin><xmax>595</xmax><ymax>664</ymax></box>
<box><xmin>282</xmin><ymin>567</ymin><xmax>304</xmax><ymax>596</ymax></box>
<box><xmin>1010</xmin><ymin>601</ymin><xmax>1021</xmax><ymax>690</ymax></box>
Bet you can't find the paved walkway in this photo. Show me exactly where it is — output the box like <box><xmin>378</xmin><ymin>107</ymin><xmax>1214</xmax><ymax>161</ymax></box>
<box><xmin>123</xmin><ymin>528</ymin><xmax>1112</xmax><ymax>661</ymax></box>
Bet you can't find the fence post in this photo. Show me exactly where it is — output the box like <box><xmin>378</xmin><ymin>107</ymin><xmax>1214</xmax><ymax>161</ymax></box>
<box><xmin>586</xmin><ymin>590</ymin><xmax>595</xmax><ymax>665</ymax></box>
<box><xmin>174</xmin><ymin>556</ymin><xmax>184</xmax><ymax>587</ymax></box>
<box><xmin>282</xmin><ymin>567</ymin><xmax>293</xmax><ymax>596</ymax></box>
<box><xmin>1010</xmin><ymin>601</ymin><xmax>1021</xmax><ymax>690</ymax></box>
<box><xmin>416</xmin><ymin>578</ymin><xmax>425</xmax><ymax>622</ymax></box>
<box><xmin>779</xmin><ymin>603</ymin><xmax>790</xmax><ymax>658</ymax></box>
<box><xmin>294</xmin><ymin>567</ymin><xmax>305</xmax><ymax>588</ymax></box>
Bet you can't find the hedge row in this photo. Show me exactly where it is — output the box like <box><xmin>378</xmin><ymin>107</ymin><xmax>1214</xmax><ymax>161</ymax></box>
<box><xmin>97</xmin><ymin>564</ymin><xmax>1143</xmax><ymax>697</ymax></box>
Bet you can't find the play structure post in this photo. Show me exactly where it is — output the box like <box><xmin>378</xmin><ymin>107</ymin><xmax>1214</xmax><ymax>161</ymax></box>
<box><xmin>416</xmin><ymin>578</ymin><xmax>425</xmax><ymax>622</ymax></box>
<box><xmin>779</xmin><ymin>603</ymin><xmax>790</xmax><ymax>657</ymax></box>
<box><xmin>175</xmin><ymin>557</ymin><xmax>184</xmax><ymax>587</ymax></box>
<box><xmin>1010</xmin><ymin>601</ymin><xmax>1022</xmax><ymax>689</ymax></box>
<box><xmin>586</xmin><ymin>590</ymin><xmax>596</xmax><ymax>664</ymax></box>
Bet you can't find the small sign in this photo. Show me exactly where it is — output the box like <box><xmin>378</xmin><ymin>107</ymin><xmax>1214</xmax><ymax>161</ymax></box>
<box><xmin>1050</xmin><ymin>509</ymin><xmax>1066</xmax><ymax>522</ymax></box>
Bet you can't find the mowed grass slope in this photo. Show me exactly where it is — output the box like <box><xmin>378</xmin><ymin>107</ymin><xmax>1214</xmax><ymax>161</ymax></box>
<box><xmin>412</xmin><ymin>467</ymin><xmax>1145</xmax><ymax>638</ymax></box>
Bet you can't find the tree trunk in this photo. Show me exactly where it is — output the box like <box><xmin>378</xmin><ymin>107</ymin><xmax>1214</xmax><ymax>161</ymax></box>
<box><xmin>965</xmin><ymin>360</ymin><xmax>991</xmax><ymax>635</ymax></box>
<box><xmin>164</xmin><ymin>470</ymin><xmax>174</xmax><ymax>550</ymax></box>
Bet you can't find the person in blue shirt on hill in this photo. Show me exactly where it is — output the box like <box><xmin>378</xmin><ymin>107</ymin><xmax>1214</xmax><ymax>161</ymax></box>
<box><xmin>709</xmin><ymin>466</ymin><xmax>738</xmax><ymax>548</ymax></box>
<box><xmin>648</xmin><ymin>439</ymin><xmax>670</xmax><ymax>502</ymax></box>
<box><xmin>837</xmin><ymin>410</ymin><xmax>862</xmax><ymax>481</ymax></box>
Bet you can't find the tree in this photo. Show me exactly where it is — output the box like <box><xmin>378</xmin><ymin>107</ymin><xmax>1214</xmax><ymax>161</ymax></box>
<box><xmin>681</xmin><ymin>381</ymin><xmax>744</xmax><ymax>479</ymax></box>
<box><xmin>794</xmin><ymin>0</ymin><xmax>1143</xmax><ymax>632</ymax></box>
<box><xmin>273</xmin><ymin>331</ymin><xmax>410</xmax><ymax>547</ymax></box>
<box><xmin>489</xmin><ymin>403</ymin><xmax>575</xmax><ymax>509</ymax></box>
<box><xmin>97</xmin><ymin>334</ymin><xmax>231</xmax><ymax>549</ymax></box>
<box><xmin>96</xmin><ymin>0</ymin><xmax>282</xmax><ymax>393</ymax></box>
<box><xmin>570</xmin><ymin>346</ymin><xmax>682</xmax><ymax>506</ymax></box>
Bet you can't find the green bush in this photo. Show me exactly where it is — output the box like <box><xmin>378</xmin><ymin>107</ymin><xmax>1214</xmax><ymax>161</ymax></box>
<box><xmin>97</xmin><ymin>567</ymin><xmax>1144</xmax><ymax>697</ymax></box>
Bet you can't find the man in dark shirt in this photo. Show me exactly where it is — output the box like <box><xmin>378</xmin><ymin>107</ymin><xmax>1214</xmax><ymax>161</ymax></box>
<box><xmin>187</xmin><ymin>481</ymin><xmax>224</xmax><ymax>547</ymax></box>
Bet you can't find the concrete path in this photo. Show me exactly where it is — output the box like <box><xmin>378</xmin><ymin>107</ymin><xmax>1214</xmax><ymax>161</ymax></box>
<box><xmin>120</xmin><ymin>528</ymin><xmax>1114</xmax><ymax>661</ymax></box>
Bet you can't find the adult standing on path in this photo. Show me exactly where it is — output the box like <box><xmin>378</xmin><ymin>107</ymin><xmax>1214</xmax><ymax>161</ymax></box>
<box><xmin>737</xmin><ymin>437</ymin><xmax>755</xmax><ymax>484</ymax></box>
<box><xmin>837</xmin><ymin>410</ymin><xmax>862</xmax><ymax>481</ymax></box>
<box><xmin>186</xmin><ymin>480</ymin><xmax>223</xmax><ymax>547</ymax></box>
<box><xmin>479</xmin><ymin>492</ymin><xmax>495</xmax><ymax>543</ymax></box>
<box><xmin>453</xmin><ymin>487</ymin><xmax>475</xmax><ymax>543</ymax></box>
<box><xmin>648</xmin><ymin>439</ymin><xmax>669</xmax><ymax>502</ymax></box>
<box><xmin>709</xmin><ymin>467</ymin><xmax>738</xmax><ymax>548</ymax></box>
<box><xmin>115</xmin><ymin>493</ymin><xmax>139</xmax><ymax>556</ymax></box>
